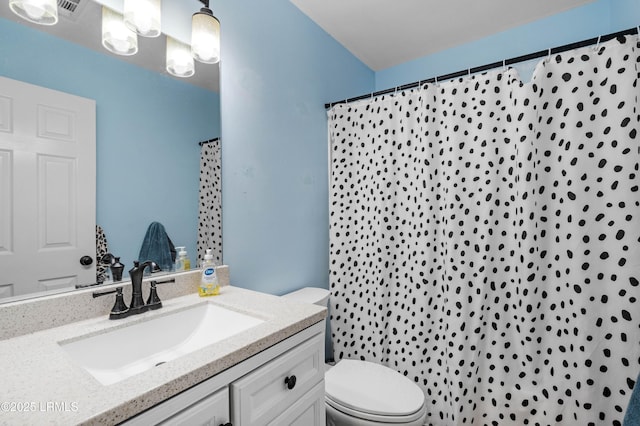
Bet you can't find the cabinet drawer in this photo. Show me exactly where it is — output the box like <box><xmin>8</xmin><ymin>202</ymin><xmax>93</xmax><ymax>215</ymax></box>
<box><xmin>231</xmin><ymin>331</ymin><xmax>324</xmax><ymax>426</ymax></box>
<box><xmin>160</xmin><ymin>386</ymin><xmax>229</xmax><ymax>426</ymax></box>
<box><xmin>268</xmin><ymin>380</ymin><xmax>325</xmax><ymax>426</ymax></box>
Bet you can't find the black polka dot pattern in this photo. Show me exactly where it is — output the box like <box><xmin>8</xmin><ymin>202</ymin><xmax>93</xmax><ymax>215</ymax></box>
<box><xmin>197</xmin><ymin>139</ymin><xmax>222</xmax><ymax>265</ymax></box>
<box><xmin>328</xmin><ymin>35</ymin><xmax>640</xmax><ymax>425</ymax></box>
<box><xmin>95</xmin><ymin>225</ymin><xmax>109</xmax><ymax>283</ymax></box>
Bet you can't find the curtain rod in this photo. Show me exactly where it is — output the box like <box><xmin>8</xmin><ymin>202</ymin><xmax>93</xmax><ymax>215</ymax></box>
<box><xmin>198</xmin><ymin>137</ymin><xmax>220</xmax><ymax>146</ymax></box>
<box><xmin>325</xmin><ymin>26</ymin><xmax>639</xmax><ymax>109</ymax></box>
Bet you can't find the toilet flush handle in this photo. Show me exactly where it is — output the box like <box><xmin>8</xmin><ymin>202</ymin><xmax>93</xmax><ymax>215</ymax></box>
<box><xmin>284</xmin><ymin>375</ymin><xmax>297</xmax><ymax>390</ymax></box>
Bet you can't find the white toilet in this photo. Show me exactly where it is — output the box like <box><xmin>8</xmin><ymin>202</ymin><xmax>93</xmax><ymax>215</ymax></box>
<box><xmin>282</xmin><ymin>287</ymin><xmax>427</xmax><ymax>426</ymax></box>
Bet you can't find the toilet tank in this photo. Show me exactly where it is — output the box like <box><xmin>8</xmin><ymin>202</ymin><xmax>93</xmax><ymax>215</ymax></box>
<box><xmin>281</xmin><ymin>287</ymin><xmax>329</xmax><ymax>307</ymax></box>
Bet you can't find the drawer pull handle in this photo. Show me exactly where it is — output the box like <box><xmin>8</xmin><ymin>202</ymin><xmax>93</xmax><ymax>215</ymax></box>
<box><xmin>219</xmin><ymin>423</ymin><xmax>232</xmax><ymax>426</ymax></box>
<box><xmin>284</xmin><ymin>375</ymin><xmax>297</xmax><ymax>390</ymax></box>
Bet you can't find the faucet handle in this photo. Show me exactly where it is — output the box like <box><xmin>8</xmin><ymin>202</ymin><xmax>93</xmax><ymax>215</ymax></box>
<box><xmin>146</xmin><ymin>279</ymin><xmax>175</xmax><ymax>310</ymax></box>
<box><xmin>94</xmin><ymin>287</ymin><xmax>130</xmax><ymax>320</ymax></box>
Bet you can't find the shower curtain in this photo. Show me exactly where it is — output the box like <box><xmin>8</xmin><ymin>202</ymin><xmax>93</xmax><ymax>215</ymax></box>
<box><xmin>197</xmin><ymin>139</ymin><xmax>222</xmax><ymax>265</ymax></box>
<box><xmin>328</xmin><ymin>35</ymin><xmax>639</xmax><ymax>425</ymax></box>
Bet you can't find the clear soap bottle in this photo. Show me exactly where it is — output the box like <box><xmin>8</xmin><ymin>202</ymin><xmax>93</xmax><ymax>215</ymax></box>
<box><xmin>199</xmin><ymin>249</ymin><xmax>219</xmax><ymax>297</ymax></box>
<box><xmin>175</xmin><ymin>247</ymin><xmax>191</xmax><ymax>271</ymax></box>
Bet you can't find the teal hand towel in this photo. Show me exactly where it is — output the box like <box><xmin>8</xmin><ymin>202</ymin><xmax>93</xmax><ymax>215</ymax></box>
<box><xmin>137</xmin><ymin>222</ymin><xmax>175</xmax><ymax>272</ymax></box>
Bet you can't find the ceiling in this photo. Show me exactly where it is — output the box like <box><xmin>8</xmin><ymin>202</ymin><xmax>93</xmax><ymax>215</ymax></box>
<box><xmin>0</xmin><ymin>0</ymin><xmax>219</xmax><ymax>92</ymax></box>
<box><xmin>290</xmin><ymin>0</ymin><xmax>594</xmax><ymax>71</ymax></box>
<box><xmin>1</xmin><ymin>0</ymin><xmax>595</xmax><ymax>91</ymax></box>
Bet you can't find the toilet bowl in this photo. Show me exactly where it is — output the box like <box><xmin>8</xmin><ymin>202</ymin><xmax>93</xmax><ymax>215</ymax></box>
<box><xmin>282</xmin><ymin>287</ymin><xmax>427</xmax><ymax>426</ymax></box>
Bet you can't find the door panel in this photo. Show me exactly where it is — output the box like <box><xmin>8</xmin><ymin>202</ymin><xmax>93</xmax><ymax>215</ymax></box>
<box><xmin>38</xmin><ymin>154</ymin><xmax>76</xmax><ymax>249</ymax></box>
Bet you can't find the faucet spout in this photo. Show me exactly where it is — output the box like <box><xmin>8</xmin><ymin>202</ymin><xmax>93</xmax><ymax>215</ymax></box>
<box><xmin>128</xmin><ymin>260</ymin><xmax>154</xmax><ymax>315</ymax></box>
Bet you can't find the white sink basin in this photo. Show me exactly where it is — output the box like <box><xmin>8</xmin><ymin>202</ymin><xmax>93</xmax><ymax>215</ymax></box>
<box><xmin>60</xmin><ymin>303</ymin><xmax>265</xmax><ymax>386</ymax></box>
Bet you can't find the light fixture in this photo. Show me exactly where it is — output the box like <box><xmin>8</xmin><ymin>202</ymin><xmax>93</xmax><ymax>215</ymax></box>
<box><xmin>101</xmin><ymin>7</ymin><xmax>138</xmax><ymax>56</ymax></box>
<box><xmin>191</xmin><ymin>0</ymin><xmax>220</xmax><ymax>64</ymax></box>
<box><xmin>9</xmin><ymin>0</ymin><xmax>58</xmax><ymax>25</ymax></box>
<box><xmin>123</xmin><ymin>0</ymin><xmax>161</xmax><ymax>38</ymax></box>
<box><xmin>96</xmin><ymin>0</ymin><xmax>221</xmax><ymax>80</ymax></box>
<box><xmin>166</xmin><ymin>37</ymin><xmax>195</xmax><ymax>78</ymax></box>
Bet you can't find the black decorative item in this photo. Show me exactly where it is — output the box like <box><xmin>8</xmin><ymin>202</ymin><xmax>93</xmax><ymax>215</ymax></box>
<box><xmin>111</xmin><ymin>257</ymin><xmax>124</xmax><ymax>282</ymax></box>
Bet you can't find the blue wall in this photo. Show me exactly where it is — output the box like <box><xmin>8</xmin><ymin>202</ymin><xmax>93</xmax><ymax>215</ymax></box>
<box><xmin>0</xmin><ymin>18</ymin><xmax>220</xmax><ymax>278</ymax></box>
<box><xmin>376</xmin><ymin>0</ymin><xmax>639</xmax><ymax>90</ymax></box>
<box><xmin>213</xmin><ymin>0</ymin><xmax>374</xmax><ymax>295</ymax></box>
<box><xmin>214</xmin><ymin>0</ymin><xmax>639</xmax><ymax>300</ymax></box>
<box><xmin>612</xmin><ymin>0</ymin><xmax>640</xmax><ymax>28</ymax></box>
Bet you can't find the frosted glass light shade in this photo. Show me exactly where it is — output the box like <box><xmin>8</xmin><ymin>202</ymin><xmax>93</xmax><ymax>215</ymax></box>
<box><xmin>9</xmin><ymin>0</ymin><xmax>58</xmax><ymax>25</ymax></box>
<box><xmin>124</xmin><ymin>0</ymin><xmax>161</xmax><ymax>38</ymax></box>
<box><xmin>191</xmin><ymin>10</ymin><xmax>220</xmax><ymax>64</ymax></box>
<box><xmin>166</xmin><ymin>37</ymin><xmax>195</xmax><ymax>78</ymax></box>
<box><xmin>102</xmin><ymin>7</ymin><xmax>138</xmax><ymax>56</ymax></box>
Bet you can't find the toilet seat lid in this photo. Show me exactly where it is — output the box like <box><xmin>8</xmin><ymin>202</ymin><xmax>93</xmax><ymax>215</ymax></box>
<box><xmin>325</xmin><ymin>359</ymin><xmax>425</xmax><ymax>417</ymax></box>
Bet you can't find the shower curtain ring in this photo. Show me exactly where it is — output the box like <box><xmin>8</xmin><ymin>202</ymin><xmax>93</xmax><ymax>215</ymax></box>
<box><xmin>502</xmin><ymin>59</ymin><xmax>506</xmax><ymax>71</ymax></box>
<box><xmin>594</xmin><ymin>35</ymin><xmax>601</xmax><ymax>51</ymax></box>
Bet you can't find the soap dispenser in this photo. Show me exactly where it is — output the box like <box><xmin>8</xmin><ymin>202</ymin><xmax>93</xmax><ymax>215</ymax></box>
<box><xmin>175</xmin><ymin>247</ymin><xmax>191</xmax><ymax>271</ymax></box>
<box><xmin>199</xmin><ymin>249</ymin><xmax>219</xmax><ymax>297</ymax></box>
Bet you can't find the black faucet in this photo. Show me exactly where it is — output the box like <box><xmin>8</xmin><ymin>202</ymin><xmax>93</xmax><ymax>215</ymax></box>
<box><xmin>92</xmin><ymin>273</ymin><xmax>174</xmax><ymax>320</ymax></box>
<box><xmin>146</xmin><ymin>278</ymin><xmax>176</xmax><ymax>310</ymax></box>
<box><xmin>128</xmin><ymin>260</ymin><xmax>154</xmax><ymax>316</ymax></box>
<box><xmin>93</xmin><ymin>287</ymin><xmax>129</xmax><ymax>320</ymax></box>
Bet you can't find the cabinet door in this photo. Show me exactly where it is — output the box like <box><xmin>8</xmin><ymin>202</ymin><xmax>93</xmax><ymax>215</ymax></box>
<box><xmin>231</xmin><ymin>332</ymin><xmax>324</xmax><ymax>426</ymax></box>
<box><xmin>268</xmin><ymin>380</ymin><xmax>325</xmax><ymax>426</ymax></box>
<box><xmin>159</xmin><ymin>387</ymin><xmax>229</xmax><ymax>426</ymax></box>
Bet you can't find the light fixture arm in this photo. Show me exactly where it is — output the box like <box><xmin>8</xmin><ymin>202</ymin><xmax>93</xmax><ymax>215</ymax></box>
<box><xmin>198</xmin><ymin>0</ymin><xmax>214</xmax><ymax>16</ymax></box>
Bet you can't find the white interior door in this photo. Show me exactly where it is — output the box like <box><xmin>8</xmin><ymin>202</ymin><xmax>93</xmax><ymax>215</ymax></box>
<box><xmin>0</xmin><ymin>76</ymin><xmax>96</xmax><ymax>299</ymax></box>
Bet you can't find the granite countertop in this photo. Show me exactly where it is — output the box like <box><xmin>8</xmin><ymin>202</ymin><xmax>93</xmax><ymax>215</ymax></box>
<box><xmin>0</xmin><ymin>286</ymin><xmax>326</xmax><ymax>425</ymax></box>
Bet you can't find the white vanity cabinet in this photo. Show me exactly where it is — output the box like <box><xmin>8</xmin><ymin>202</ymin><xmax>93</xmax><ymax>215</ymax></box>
<box><xmin>230</xmin><ymin>329</ymin><xmax>324</xmax><ymax>425</ymax></box>
<box><xmin>124</xmin><ymin>321</ymin><xmax>325</xmax><ymax>426</ymax></box>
